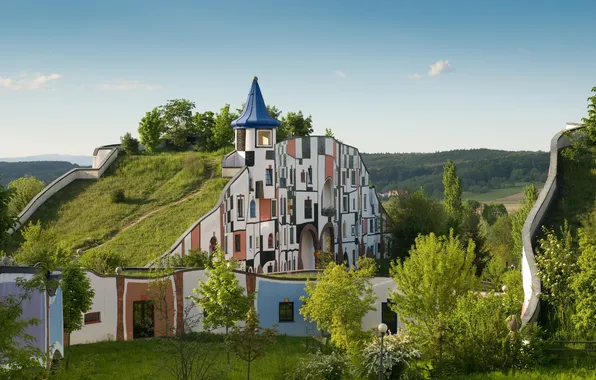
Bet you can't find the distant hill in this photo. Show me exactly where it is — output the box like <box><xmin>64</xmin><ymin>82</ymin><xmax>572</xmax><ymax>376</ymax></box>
<box><xmin>361</xmin><ymin>149</ymin><xmax>549</xmax><ymax>198</ymax></box>
<box><xmin>0</xmin><ymin>161</ymin><xmax>86</xmax><ymax>186</ymax></box>
<box><xmin>0</xmin><ymin>154</ymin><xmax>93</xmax><ymax>166</ymax></box>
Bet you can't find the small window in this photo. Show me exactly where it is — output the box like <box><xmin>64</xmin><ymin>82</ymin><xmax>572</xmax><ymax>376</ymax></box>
<box><xmin>352</xmin><ymin>198</ymin><xmax>356</xmax><ymax>211</ymax></box>
<box><xmin>279</xmin><ymin>302</ymin><xmax>294</xmax><ymax>322</ymax></box>
<box><xmin>351</xmin><ymin>170</ymin><xmax>356</xmax><ymax>185</ymax></box>
<box><xmin>250</xmin><ymin>200</ymin><xmax>256</xmax><ymax>218</ymax></box>
<box><xmin>342</xmin><ymin>222</ymin><xmax>346</xmax><ymax>238</ymax></box>
<box><xmin>237</xmin><ymin>196</ymin><xmax>244</xmax><ymax>220</ymax></box>
<box><xmin>256</xmin><ymin>236</ymin><xmax>260</xmax><ymax>248</ymax></box>
<box><xmin>307</xmin><ymin>166</ymin><xmax>313</xmax><ymax>184</ymax></box>
<box><xmin>290</xmin><ymin>227</ymin><xmax>294</xmax><ymax>244</ymax></box>
<box><xmin>301</xmin><ymin>170</ymin><xmax>306</xmax><ymax>183</ymax></box>
<box><xmin>249</xmin><ymin>236</ymin><xmax>253</xmax><ymax>249</ymax></box>
<box><xmin>290</xmin><ymin>167</ymin><xmax>293</xmax><ymax>184</ymax></box>
<box><xmin>364</xmin><ymin>194</ymin><xmax>367</xmax><ymax>211</ymax></box>
<box><xmin>234</xmin><ymin>234</ymin><xmax>241</xmax><ymax>252</ymax></box>
<box><xmin>280</xmin><ymin>168</ymin><xmax>286</xmax><ymax>186</ymax></box>
<box><xmin>271</xmin><ymin>199</ymin><xmax>277</xmax><ymax>218</ymax></box>
<box><xmin>84</xmin><ymin>312</ymin><xmax>101</xmax><ymax>325</ymax></box>
<box><xmin>268</xmin><ymin>233</ymin><xmax>274</xmax><ymax>249</ymax></box>
<box><xmin>288</xmin><ymin>199</ymin><xmax>294</xmax><ymax>216</ymax></box>
<box><xmin>304</xmin><ymin>199</ymin><xmax>313</xmax><ymax>219</ymax></box>
<box><xmin>257</xmin><ymin>130</ymin><xmax>272</xmax><ymax>147</ymax></box>
<box><xmin>351</xmin><ymin>225</ymin><xmax>355</xmax><ymax>236</ymax></box>
<box><xmin>342</xmin><ymin>196</ymin><xmax>348</xmax><ymax>212</ymax></box>
<box><xmin>265</xmin><ymin>169</ymin><xmax>273</xmax><ymax>186</ymax></box>
<box><xmin>370</xmin><ymin>219</ymin><xmax>374</xmax><ymax>232</ymax></box>
<box><xmin>281</xmin><ymin>198</ymin><xmax>286</xmax><ymax>216</ymax></box>
<box><xmin>342</xmin><ymin>171</ymin><xmax>346</xmax><ymax>185</ymax></box>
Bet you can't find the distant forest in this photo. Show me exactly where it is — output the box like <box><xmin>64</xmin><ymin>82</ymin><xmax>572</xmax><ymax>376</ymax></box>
<box><xmin>361</xmin><ymin>149</ymin><xmax>549</xmax><ymax>197</ymax></box>
<box><xmin>0</xmin><ymin>161</ymin><xmax>84</xmax><ymax>186</ymax></box>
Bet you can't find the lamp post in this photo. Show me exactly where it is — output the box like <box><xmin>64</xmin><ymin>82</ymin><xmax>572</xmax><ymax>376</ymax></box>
<box><xmin>378</xmin><ymin>323</ymin><xmax>388</xmax><ymax>380</ymax></box>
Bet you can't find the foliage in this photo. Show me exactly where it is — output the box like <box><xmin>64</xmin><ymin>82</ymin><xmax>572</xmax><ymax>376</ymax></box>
<box><xmin>459</xmin><ymin>200</ymin><xmax>488</xmax><ymax>275</ymax></box>
<box><xmin>300</xmin><ymin>256</ymin><xmax>377</xmax><ymax>356</ymax></box>
<box><xmin>14</xmin><ymin>221</ymin><xmax>64</xmax><ymax>271</ymax></box>
<box><xmin>168</xmin><ymin>249</ymin><xmax>211</xmax><ymax>268</ymax></box>
<box><xmin>190</xmin><ymin>247</ymin><xmax>253</xmax><ymax>335</ymax></box>
<box><xmin>7</xmin><ymin>175</ymin><xmax>45</xmax><ymax>217</ymax></box>
<box><xmin>0</xmin><ymin>277</ymin><xmax>47</xmax><ymax>379</ymax></box>
<box><xmin>482</xmin><ymin>203</ymin><xmax>508</xmax><ymax>225</ymax></box>
<box><xmin>138</xmin><ymin>107</ymin><xmax>165</xmax><ymax>152</ymax></box>
<box><xmin>0</xmin><ymin>180</ymin><xmax>14</xmax><ymax>247</ymax></box>
<box><xmin>389</xmin><ymin>230</ymin><xmax>477</xmax><ymax>367</ymax></box>
<box><xmin>510</xmin><ymin>184</ymin><xmax>538</xmax><ymax>258</ymax></box>
<box><xmin>571</xmin><ymin>228</ymin><xmax>596</xmax><ymax>335</ymax></box>
<box><xmin>501</xmin><ymin>269</ymin><xmax>524</xmax><ymax>317</ymax></box>
<box><xmin>482</xmin><ymin>214</ymin><xmax>515</xmax><ymax>267</ymax></box>
<box><xmin>194</xmin><ymin>111</ymin><xmax>217</xmax><ymax>151</ymax></box>
<box><xmin>286</xmin><ymin>351</ymin><xmax>351</xmax><ymax>380</ymax></box>
<box><xmin>324</xmin><ymin>128</ymin><xmax>335</xmax><ymax>138</ymax></box>
<box><xmin>536</xmin><ymin>221</ymin><xmax>579</xmax><ymax>335</ymax></box>
<box><xmin>120</xmin><ymin>132</ymin><xmax>140</xmax><ymax>155</ymax></box>
<box><xmin>360</xmin><ymin>332</ymin><xmax>421</xmax><ymax>380</ymax></box>
<box><xmin>362</xmin><ymin>149</ymin><xmax>548</xmax><ymax>196</ymax></box>
<box><xmin>161</xmin><ymin>99</ymin><xmax>197</xmax><ymax>148</ymax></box>
<box><xmin>62</xmin><ymin>260</ymin><xmax>95</xmax><ymax>369</ymax></box>
<box><xmin>443</xmin><ymin>160</ymin><xmax>463</xmax><ymax>218</ymax></box>
<box><xmin>213</xmin><ymin>104</ymin><xmax>238</xmax><ymax>150</ymax></box>
<box><xmin>278</xmin><ymin>111</ymin><xmax>313</xmax><ymax>141</ymax></box>
<box><xmin>582</xmin><ymin>86</ymin><xmax>596</xmax><ymax>143</ymax></box>
<box><xmin>226</xmin><ymin>308</ymin><xmax>277</xmax><ymax>380</ymax></box>
<box><xmin>384</xmin><ymin>188</ymin><xmax>445</xmax><ymax>260</ymax></box>
<box><xmin>315</xmin><ymin>249</ymin><xmax>334</xmax><ymax>269</ymax></box>
<box><xmin>110</xmin><ymin>188</ymin><xmax>125</xmax><ymax>203</ymax></box>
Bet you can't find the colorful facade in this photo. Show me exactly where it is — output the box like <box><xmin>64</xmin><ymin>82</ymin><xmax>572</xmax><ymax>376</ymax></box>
<box><xmin>160</xmin><ymin>77</ymin><xmax>390</xmax><ymax>272</ymax></box>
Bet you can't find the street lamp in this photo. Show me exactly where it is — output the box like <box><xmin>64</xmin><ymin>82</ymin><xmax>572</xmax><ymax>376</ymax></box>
<box><xmin>377</xmin><ymin>323</ymin><xmax>388</xmax><ymax>380</ymax></box>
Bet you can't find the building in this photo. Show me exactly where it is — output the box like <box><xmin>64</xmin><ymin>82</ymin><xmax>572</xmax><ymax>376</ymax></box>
<box><xmin>161</xmin><ymin>77</ymin><xmax>391</xmax><ymax>273</ymax></box>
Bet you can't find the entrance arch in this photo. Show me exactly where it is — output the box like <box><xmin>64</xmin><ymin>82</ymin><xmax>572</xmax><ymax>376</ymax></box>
<box><xmin>321</xmin><ymin>177</ymin><xmax>334</xmax><ymax>213</ymax></box>
<box><xmin>299</xmin><ymin>224</ymin><xmax>318</xmax><ymax>270</ymax></box>
<box><xmin>319</xmin><ymin>222</ymin><xmax>335</xmax><ymax>254</ymax></box>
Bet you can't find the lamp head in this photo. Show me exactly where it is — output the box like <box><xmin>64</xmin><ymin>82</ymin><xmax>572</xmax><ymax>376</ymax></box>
<box><xmin>378</xmin><ymin>323</ymin><xmax>388</xmax><ymax>334</ymax></box>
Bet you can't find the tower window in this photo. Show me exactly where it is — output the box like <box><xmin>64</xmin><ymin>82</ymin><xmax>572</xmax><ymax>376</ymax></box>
<box><xmin>257</xmin><ymin>130</ymin><xmax>272</xmax><ymax>147</ymax></box>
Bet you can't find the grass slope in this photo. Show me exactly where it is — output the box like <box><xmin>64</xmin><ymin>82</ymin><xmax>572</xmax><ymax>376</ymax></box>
<box><xmin>13</xmin><ymin>151</ymin><xmax>228</xmax><ymax>267</ymax></box>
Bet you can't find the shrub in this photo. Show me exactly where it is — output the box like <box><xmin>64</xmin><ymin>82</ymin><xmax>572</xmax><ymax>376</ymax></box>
<box><xmin>287</xmin><ymin>351</ymin><xmax>350</xmax><ymax>380</ymax></box>
<box><xmin>110</xmin><ymin>189</ymin><xmax>125</xmax><ymax>203</ymax></box>
<box><xmin>360</xmin><ymin>332</ymin><xmax>421</xmax><ymax>380</ymax></box>
<box><xmin>505</xmin><ymin>323</ymin><xmax>550</xmax><ymax>370</ymax></box>
<box><xmin>120</xmin><ymin>132</ymin><xmax>140</xmax><ymax>155</ymax></box>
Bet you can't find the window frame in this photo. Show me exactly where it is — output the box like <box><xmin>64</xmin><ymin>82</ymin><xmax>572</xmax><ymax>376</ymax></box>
<box><xmin>237</xmin><ymin>195</ymin><xmax>244</xmax><ymax>220</ymax></box>
<box><xmin>249</xmin><ymin>200</ymin><xmax>256</xmax><ymax>218</ymax></box>
<box><xmin>234</xmin><ymin>234</ymin><xmax>241</xmax><ymax>252</ymax></box>
<box><xmin>84</xmin><ymin>312</ymin><xmax>101</xmax><ymax>325</ymax></box>
<box><xmin>271</xmin><ymin>199</ymin><xmax>277</xmax><ymax>218</ymax></box>
<box><xmin>268</xmin><ymin>233</ymin><xmax>274</xmax><ymax>249</ymax></box>
<box><xmin>304</xmin><ymin>199</ymin><xmax>313</xmax><ymax>219</ymax></box>
<box><xmin>279</xmin><ymin>301</ymin><xmax>294</xmax><ymax>322</ymax></box>
<box><xmin>265</xmin><ymin>168</ymin><xmax>273</xmax><ymax>186</ymax></box>
<box><xmin>256</xmin><ymin>129</ymin><xmax>272</xmax><ymax>148</ymax></box>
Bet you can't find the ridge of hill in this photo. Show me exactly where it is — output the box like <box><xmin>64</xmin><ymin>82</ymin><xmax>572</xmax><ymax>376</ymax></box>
<box><xmin>361</xmin><ymin>148</ymin><xmax>549</xmax><ymax>197</ymax></box>
<box><xmin>0</xmin><ymin>161</ymin><xmax>86</xmax><ymax>186</ymax></box>
<box><xmin>7</xmin><ymin>151</ymin><xmax>229</xmax><ymax>270</ymax></box>
<box><xmin>0</xmin><ymin>154</ymin><xmax>93</xmax><ymax>166</ymax></box>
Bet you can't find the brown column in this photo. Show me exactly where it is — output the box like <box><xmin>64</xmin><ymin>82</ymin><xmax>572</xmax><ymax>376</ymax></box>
<box><xmin>116</xmin><ymin>277</ymin><xmax>125</xmax><ymax>341</ymax></box>
<box><xmin>246</xmin><ymin>273</ymin><xmax>257</xmax><ymax>307</ymax></box>
<box><xmin>173</xmin><ymin>272</ymin><xmax>184</xmax><ymax>334</ymax></box>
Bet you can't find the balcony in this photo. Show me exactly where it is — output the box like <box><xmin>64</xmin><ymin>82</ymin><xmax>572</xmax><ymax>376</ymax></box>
<box><xmin>321</xmin><ymin>207</ymin><xmax>336</xmax><ymax>217</ymax></box>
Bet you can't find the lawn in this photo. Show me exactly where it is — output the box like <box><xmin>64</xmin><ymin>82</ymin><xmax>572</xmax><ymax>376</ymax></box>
<box><xmin>453</xmin><ymin>365</ymin><xmax>596</xmax><ymax>380</ymax></box>
<box><xmin>462</xmin><ymin>186</ymin><xmax>527</xmax><ymax>203</ymax></box>
<box><xmin>9</xmin><ymin>151</ymin><xmax>227</xmax><ymax>268</ymax></box>
<box><xmin>60</xmin><ymin>335</ymin><xmax>320</xmax><ymax>380</ymax></box>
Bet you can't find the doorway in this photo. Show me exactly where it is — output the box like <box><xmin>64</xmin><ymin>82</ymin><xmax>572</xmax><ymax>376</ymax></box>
<box><xmin>133</xmin><ymin>300</ymin><xmax>155</xmax><ymax>339</ymax></box>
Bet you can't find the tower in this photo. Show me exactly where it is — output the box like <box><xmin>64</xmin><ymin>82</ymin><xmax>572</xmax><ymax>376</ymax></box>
<box><xmin>231</xmin><ymin>77</ymin><xmax>280</xmax><ymax>200</ymax></box>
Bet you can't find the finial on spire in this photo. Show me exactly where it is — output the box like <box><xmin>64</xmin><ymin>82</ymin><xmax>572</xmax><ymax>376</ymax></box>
<box><xmin>253</xmin><ymin>76</ymin><xmax>258</xmax><ymax>82</ymax></box>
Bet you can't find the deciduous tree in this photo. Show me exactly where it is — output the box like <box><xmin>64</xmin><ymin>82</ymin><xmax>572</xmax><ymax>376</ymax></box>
<box><xmin>62</xmin><ymin>260</ymin><xmax>95</xmax><ymax>370</ymax></box>
<box><xmin>482</xmin><ymin>203</ymin><xmax>508</xmax><ymax>226</ymax></box>
<box><xmin>442</xmin><ymin>160</ymin><xmax>463</xmax><ymax>219</ymax></box>
<box><xmin>194</xmin><ymin>111</ymin><xmax>217</xmax><ymax>151</ymax></box>
<box><xmin>300</xmin><ymin>256</ymin><xmax>377</xmax><ymax>355</ymax></box>
<box><xmin>581</xmin><ymin>86</ymin><xmax>596</xmax><ymax>145</ymax></box>
<box><xmin>279</xmin><ymin>111</ymin><xmax>313</xmax><ymax>141</ymax></box>
<box><xmin>572</xmin><ymin>228</ymin><xmax>596</xmax><ymax>336</ymax></box>
<box><xmin>0</xmin><ymin>179</ymin><xmax>15</xmax><ymax>247</ymax></box>
<box><xmin>120</xmin><ymin>132</ymin><xmax>140</xmax><ymax>155</ymax></box>
<box><xmin>510</xmin><ymin>184</ymin><xmax>538</xmax><ymax>259</ymax></box>
<box><xmin>7</xmin><ymin>175</ymin><xmax>45</xmax><ymax>218</ymax></box>
<box><xmin>161</xmin><ymin>99</ymin><xmax>197</xmax><ymax>148</ymax></box>
<box><xmin>213</xmin><ymin>104</ymin><xmax>238</xmax><ymax>150</ymax></box>
<box><xmin>138</xmin><ymin>107</ymin><xmax>164</xmax><ymax>152</ymax></box>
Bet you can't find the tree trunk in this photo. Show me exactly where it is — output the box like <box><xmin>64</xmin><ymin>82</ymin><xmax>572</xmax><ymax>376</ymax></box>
<box><xmin>65</xmin><ymin>332</ymin><xmax>71</xmax><ymax>370</ymax></box>
<box><xmin>247</xmin><ymin>357</ymin><xmax>251</xmax><ymax>380</ymax></box>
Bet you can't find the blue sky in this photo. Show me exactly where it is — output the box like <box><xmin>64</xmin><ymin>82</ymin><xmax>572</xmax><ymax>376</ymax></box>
<box><xmin>0</xmin><ymin>0</ymin><xmax>595</xmax><ymax>157</ymax></box>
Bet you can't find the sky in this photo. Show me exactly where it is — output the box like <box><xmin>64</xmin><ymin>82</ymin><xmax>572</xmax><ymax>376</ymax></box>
<box><xmin>0</xmin><ymin>0</ymin><xmax>595</xmax><ymax>157</ymax></box>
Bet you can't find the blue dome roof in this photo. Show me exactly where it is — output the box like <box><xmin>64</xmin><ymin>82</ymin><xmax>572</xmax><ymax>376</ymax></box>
<box><xmin>231</xmin><ymin>77</ymin><xmax>281</xmax><ymax>129</ymax></box>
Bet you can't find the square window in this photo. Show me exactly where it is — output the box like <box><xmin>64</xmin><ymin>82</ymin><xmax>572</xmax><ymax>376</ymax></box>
<box><xmin>84</xmin><ymin>312</ymin><xmax>101</xmax><ymax>325</ymax></box>
<box><xmin>271</xmin><ymin>199</ymin><xmax>277</xmax><ymax>218</ymax></box>
<box><xmin>257</xmin><ymin>130</ymin><xmax>272</xmax><ymax>147</ymax></box>
<box><xmin>279</xmin><ymin>302</ymin><xmax>294</xmax><ymax>322</ymax></box>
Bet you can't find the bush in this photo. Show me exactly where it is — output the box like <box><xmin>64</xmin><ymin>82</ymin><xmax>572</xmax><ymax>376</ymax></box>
<box><xmin>110</xmin><ymin>189</ymin><xmax>125</xmax><ymax>203</ymax></box>
<box><xmin>120</xmin><ymin>132</ymin><xmax>140</xmax><ymax>155</ymax></box>
<box><xmin>360</xmin><ymin>332</ymin><xmax>421</xmax><ymax>380</ymax></box>
<box><xmin>287</xmin><ymin>351</ymin><xmax>350</xmax><ymax>380</ymax></box>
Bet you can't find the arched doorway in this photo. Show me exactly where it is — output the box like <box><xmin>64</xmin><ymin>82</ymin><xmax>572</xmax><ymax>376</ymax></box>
<box><xmin>321</xmin><ymin>177</ymin><xmax>334</xmax><ymax>215</ymax></box>
<box><xmin>299</xmin><ymin>225</ymin><xmax>318</xmax><ymax>270</ymax></box>
<box><xmin>320</xmin><ymin>223</ymin><xmax>335</xmax><ymax>254</ymax></box>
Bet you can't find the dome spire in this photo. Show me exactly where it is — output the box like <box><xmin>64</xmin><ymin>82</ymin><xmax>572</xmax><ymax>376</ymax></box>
<box><xmin>231</xmin><ymin>77</ymin><xmax>280</xmax><ymax>129</ymax></box>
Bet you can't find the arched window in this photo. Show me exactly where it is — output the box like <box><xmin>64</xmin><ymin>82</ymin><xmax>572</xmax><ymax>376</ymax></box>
<box><xmin>268</xmin><ymin>233</ymin><xmax>274</xmax><ymax>249</ymax></box>
<box><xmin>250</xmin><ymin>200</ymin><xmax>256</xmax><ymax>218</ymax></box>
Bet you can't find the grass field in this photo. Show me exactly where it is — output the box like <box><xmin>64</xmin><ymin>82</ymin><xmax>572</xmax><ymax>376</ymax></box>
<box><xmin>10</xmin><ymin>151</ymin><xmax>228</xmax><ymax>269</ymax></box>
<box><xmin>462</xmin><ymin>183</ymin><xmax>544</xmax><ymax>213</ymax></box>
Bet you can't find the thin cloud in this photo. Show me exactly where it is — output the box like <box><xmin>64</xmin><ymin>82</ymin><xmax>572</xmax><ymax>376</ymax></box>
<box><xmin>98</xmin><ymin>80</ymin><xmax>162</xmax><ymax>91</ymax></box>
<box><xmin>428</xmin><ymin>60</ymin><xmax>454</xmax><ymax>77</ymax></box>
<box><xmin>0</xmin><ymin>73</ymin><xmax>61</xmax><ymax>91</ymax></box>
<box><xmin>334</xmin><ymin>70</ymin><xmax>347</xmax><ymax>78</ymax></box>
<box><xmin>408</xmin><ymin>74</ymin><xmax>422</xmax><ymax>80</ymax></box>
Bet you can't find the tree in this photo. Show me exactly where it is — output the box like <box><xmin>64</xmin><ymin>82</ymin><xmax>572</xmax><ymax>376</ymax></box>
<box><xmin>460</xmin><ymin>200</ymin><xmax>488</xmax><ymax>274</ymax></box>
<box><xmin>226</xmin><ymin>308</ymin><xmax>276</xmax><ymax>380</ymax></box>
<box><xmin>580</xmin><ymin>86</ymin><xmax>596</xmax><ymax>145</ymax></box>
<box><xmin>482</xmin><ymin>214</ymin><xmax>515</xmax><ymax>266</ymax></box>
<box><xmin>510</xmin><ymin>184</ymin><xmax>538</xmax><ymax>259</ymax></box>
<box><xmin>300</xmin><ymin>256</ymin><xmax>377</xmax><ymax>355</ymax></box>
<box><xmin>161</xmin><ymin>99</ymin><xmax>197</xmax><ymax>148</ymax></box>
<box><xmin>120</xmin><ymin>132</ymin><xmax>140</xmax><ymax>155</ymax></box>
<box><xmin>571</xmin><ymin>228</ymin><xmax>596</xmax><ymax>335</ymax></box>
<box><xmin>194</xmin><ymin>111</ymin><xmax>217</xmax><ymax>151</ymax></box>
<box><xmin>138</xmin><ymin>107</ymin><xmax>164</xmax><ymax>152</ymax></box>
<box><xmin>189</xmin><ymin>247</ymin><xmax>253</xmax><ymax>362</ymax></box>
<box><xmin>389</xmin><ymin>230</ymin><xmax>477</xmax><ymax>369</ymax></box>
<box><xmin>442</xmin><ymin>160</ymin><xmax>463</xmax><ymax>219</ymax></box>
<box><xmin>213</xmin><ymin>104</ymin><xmax>238</xmax><ymax>150</ymax></box>
<box><xmin>482</xmin><ymin>203</ymin><xmax>508</xmax><ymax>226</ymax></box>
<box><xmin>62</xmin><ymin>260</ymin><xmax>95</xmax><ymax>370</ymax></box>
<box><xmin>15</xmin><ymin>221</ymin><xmax>64</xmax><ymax>272</ymax></box>
<box><xmin>279</xmin><ymin>111</ymin><xmax>313</xmax><ymax>141</ymax></box>
<box><xmin>6</xmin><ymin>175</ymin><xmax>45</xmax><ymax>218</ymax></box>
<box><xmin>0</xmin><ymin>179</ymin><xmax>15</xmax><ymax>247</ymax></box>
<box><xmin>384</xmin><ymin>188</ymin><xmax>446</xmax><ymax>260</ymax></box>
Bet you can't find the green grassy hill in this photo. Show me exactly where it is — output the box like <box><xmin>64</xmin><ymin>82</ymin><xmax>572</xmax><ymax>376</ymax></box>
<box><xmin>10</xmin><ymin>151</ymin><xmax>228</xmax><ymax>269</ymax></box>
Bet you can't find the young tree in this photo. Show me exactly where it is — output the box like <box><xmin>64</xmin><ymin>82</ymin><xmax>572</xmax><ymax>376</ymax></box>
<box><xmin>7</xmin><ymin>175</ymin><xmax>45</xmax><ymax>217</ymax></box>
<box><xmin>300</xmin><ymin>256</ymin><xmax>377</xmax><ymax>355</ymax></box>
<box><xmin>226</xmin><ymin>308</ymin><xmax>276</xmax><ymax>380</ymax></box>
<box><xmin>120</xmin><ymin>132</ymin><xmax>140</xmax><ymax>155</ymax></box>
<box><xmin>161</xmin><ymin>99</ymin><xmax>197</xmax><ymax>148</ymax></box>
<box><xmin>189</xmin><ymin>248</ymin><xmax>253</xmax><ymax>362</ymax></box>
<box><xmin>138</xmin><ymin>107</ymin><xmax>165</xmax><ymax>152</ymax></box>
<box><xmin>279</xmin><ymin>111</ymin><xmax>313</xmax><ymax>140</ymax></box>
<box><xmin>194</xmin><ymin>111</ymin><xmax>217</xmax><ymax>151</ymax></box>
<box><xmin>213</xmin><ymin>104</ymin><xmax>238</xmax><ymax>150</ymax></box>
<box><xmin>510</xmin><ymin>184</ymin><xmax>538</xmax><ymax>259</ymax></box>
<box><xmin>389</xmin><ymin>230</ymin><xmax>477</xmax><ymax>369</ymax></box>
<box><xmin>62</xmin><ymin>260</ymin><xmax>95</xmax><ymax>369</ymax></box>
<box><xmin>571</xmin><ymin>228</ymin><xmax>596</xmax><ymax>335</ymax></box>
<box><xmin>0</xmin><ymin>179</ymin><xmax>14</xmax><ymax>247</ymax></box>
<box><xmin>442</xmin><ymin>160</ymin><xmax>463</xmax><ymax>219</ymax></box>
<box><xmin>481</xmin><ymin>203</ymin><xmax>508</xmax><ymax>226</ymax></box>
<box><xmin>581</xmin><ymin>86</ymin><xmax>596</xmax><ymax>145</ymax></box>
<box><xmin>14</xmin><ymin>221</ymin><xmax>64</xmax><ymax>272</ymax></box>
